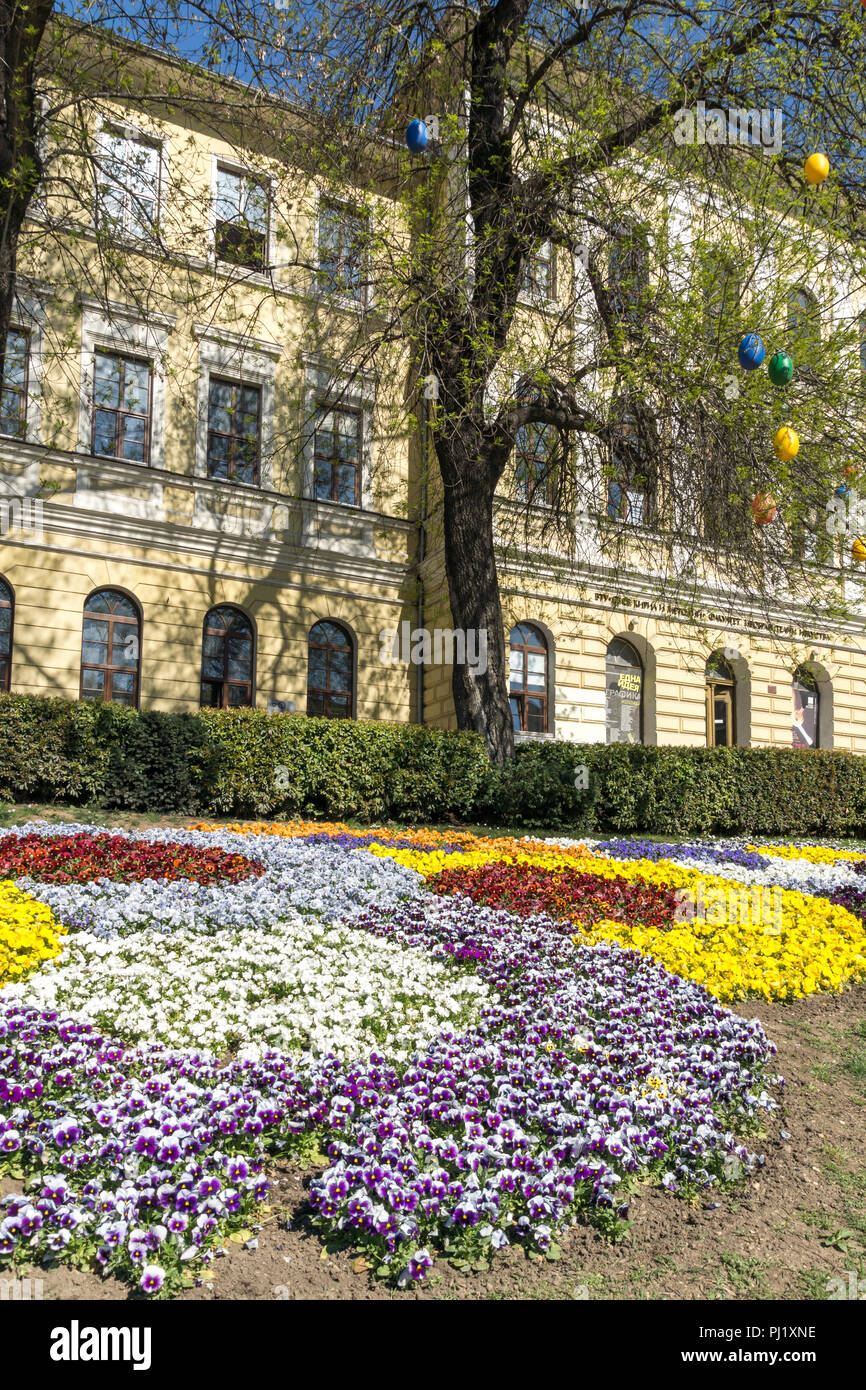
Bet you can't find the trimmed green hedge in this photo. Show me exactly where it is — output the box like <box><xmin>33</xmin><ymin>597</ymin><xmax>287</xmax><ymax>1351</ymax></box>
<box><xmin>0</xmin><ymin>695</ymin><xmax>489</xmax><ymax>822</ymax></box>
<box><xmin>1</xmin><ymin>692</ymin><xmax>865</xmax><ymax>834</ymax></box>
<box><xmin>478</xmin><ymin>740</ymin><xmax>866</xmax><ymax>836</ymax></box>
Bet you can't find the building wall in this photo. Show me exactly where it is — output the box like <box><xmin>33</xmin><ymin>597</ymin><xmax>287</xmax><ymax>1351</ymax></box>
<box><xmin>2</xmin><ymin>63</ymin><xmax>865</xmax><ymax>752</ymax></box>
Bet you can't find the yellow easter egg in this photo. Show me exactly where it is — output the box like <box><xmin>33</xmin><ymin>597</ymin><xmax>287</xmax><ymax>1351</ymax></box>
<box><xmin>804</xmin><ymin>153</ymin><xmax>830</xmax><ymax>184</ymax></box>
<box><xmin>773</xmin><ymin>425</ymin><xmax>799</xmax><ymax>460</ymax></box>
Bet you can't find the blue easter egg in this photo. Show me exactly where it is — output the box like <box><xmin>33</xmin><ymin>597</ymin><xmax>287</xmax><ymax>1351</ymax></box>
<box><xmin>406</xmin><ymin>119</ymin><xmax>429</xmax><ymax>153</ymax></box>
<box><xmin>737</xmin><ymin>333</ymin><xmax>766</xmax><ymax>370</ymax></box>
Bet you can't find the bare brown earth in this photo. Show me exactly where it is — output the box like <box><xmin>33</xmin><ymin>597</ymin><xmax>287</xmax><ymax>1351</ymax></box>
<box><xmin>9</xmin><ymin>983</ymin><xmax>865</xmax><ymax>1303</ymax></box>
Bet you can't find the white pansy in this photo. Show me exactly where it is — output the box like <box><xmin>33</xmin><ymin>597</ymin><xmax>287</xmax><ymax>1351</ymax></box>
<box><xmin>9</xmin><ymin>921</ymin><xmax>489</xmax><ymax>1062</ymax></box>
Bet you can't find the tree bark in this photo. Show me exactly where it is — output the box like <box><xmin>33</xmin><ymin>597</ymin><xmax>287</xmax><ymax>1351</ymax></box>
<box><xmin>437</xmin><ymin>431</ymin><xmax>514</xmax><ymax>762</ymax></box>
<box><xmin>0</xmin><ymin>1</ymin><xmax>53</xmax><ymax>385</ymax></box>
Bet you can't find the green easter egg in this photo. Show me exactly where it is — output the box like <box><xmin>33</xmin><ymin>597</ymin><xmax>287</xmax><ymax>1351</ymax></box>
<box><xmin>768</xmin><ymin>351</ymin><xmax>794</xmax><ymax>386</ymax></box>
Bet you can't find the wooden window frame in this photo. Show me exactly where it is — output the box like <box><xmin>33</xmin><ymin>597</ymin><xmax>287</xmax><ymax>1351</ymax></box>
<box><xmin>306</xmin><ymin>621</ymin><xmax>354</xmax><ymax>720</ymax></box>
<box><xmin>608</xmin><ymin>224</ymin><xmax>650</xmax><ymax>324</ymax></box>
<box><xmin>0</xmin><ymin>578</ymin><xmax>13</xmax><ymax>693</ymax></box>
<box><xmin>509</xmin><ymin>623</ymin><xmax>548</xmax><ymax>733</ymax></box>
<box><xmin>606</xmin><ymin>412</ymin><xmax>650</xmax><ymax>525</ymax></box>
<box><xmin>0</xmin><ymin>328</ymin><xmax>30</xmax><ymax>439</ymax></box>
<box><xmin>91</xmin><ymin>350</ymin><xmax>153</xmax><ymax>463</ymax></box>
<box><xmin>200</xmin><ymin>605</ymin><xmax>255</xmax><ymax>709</ymax></box>
<box><xmin>705</xmin><ymin>679</ymin><xmax>735</xmax><ymax>747</ymax></box>
<box><xmin>317</xmin><ymin>198</ymin><xmax>368</xmax><ymax>305</ymax></box>
<box><xmin>206</xmin><ymin>376</ymin><xmax>262</xmax><ymax>486</ymax></box>
<box><xmin>214</xmin><ymin>165</ymin><xmax>268</xmax><ymax>273</ymax></box>
<box><xmin>522</xmin><ymin>242</ymin><xmax>556</xmax><ymax>303</ymax></box>
<box><xmin>312</xmin><ymin>405</ymin><xmax>362</xmax><ymax>506</ymax></box>
<box><xmin>515</xmin><ymin>417</ymin><xmax>556</xmax><ymax>506</ymax></box>
<box><xmin>80</xmin><ymin>590</ymin><xmax>141</xmax><ymax>707</ymax></box>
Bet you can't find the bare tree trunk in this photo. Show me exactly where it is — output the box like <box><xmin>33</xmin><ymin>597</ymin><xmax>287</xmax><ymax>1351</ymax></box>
<box><xmin>438</xmin><ymin>433</ymin><xmax>514</xmax><ymax>762</ymax></box>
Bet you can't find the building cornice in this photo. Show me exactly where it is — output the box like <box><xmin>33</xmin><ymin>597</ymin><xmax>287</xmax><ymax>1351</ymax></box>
<box><xmin>76</xmin><ymin>293</ymin><xmax>177</xmax><ymax>330</ymax></box>
<box><xmin>193</xmin><ymin>323</ymin><xmax>284</xmax><ymax>359</ymax></box>
<box><xmin>9</xmin><ymin>504</ymin><xmax>409</xmax><ymax>593</ymax></box>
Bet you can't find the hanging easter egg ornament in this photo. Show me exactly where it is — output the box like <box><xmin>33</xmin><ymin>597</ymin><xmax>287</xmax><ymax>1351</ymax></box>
<box><xmin>773</xmin><ymin>425</ymin><xmax>800</xmax><ymax>460</ymax></box>
<box><xmin>836</xmin><ymin>484</ymin><xmax>851</xmax><ymax>499</ymax></box>
<box><xmin>737</xmin><ymin>332</ymin><xmax>766</xmax><ymax>369</ymax></box>
<box><xmin>405</xmin><ymin>119</ymin><xmax>429</xmax><ymax>153</ymax></box>
<box><xmin>768</xmin><ymin>351</ymin><xmax>794</xmax><ymax>386</ymax></box>
<box><xmin>752</xmin><ymin>493</ymin><xmax>777</xmax><ymax>524</ymax></box>
<box><xmin>804</xmin><ymin>153</ymin><xmax>830</xmax><ymax>184</ymax></box>
<box><xmin>852</xmin><ymin>538</ymin><xmax>866</xmax><ymax>563</ymax></box>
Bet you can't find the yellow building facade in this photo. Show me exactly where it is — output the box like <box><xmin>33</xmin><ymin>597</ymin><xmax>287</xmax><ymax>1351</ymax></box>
<box><xmin>1</xmin><ymin>36</ymin><xmax>865</xmax><ymax>752</ymax></box>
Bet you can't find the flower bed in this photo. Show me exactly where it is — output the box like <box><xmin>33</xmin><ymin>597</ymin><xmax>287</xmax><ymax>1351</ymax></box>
<box><xmin>372</xmin><ymin>845</ymin><xmax>866</xmax><ymax>1002</ymax></box>
<box><xmin>7</xmin><ymin>818</ymin><xmax>866</xmax><ymax>1298</ymax></box>
<box><xmin>0</xmin><ymin>831</ymin><xmax>263</xmax><ymax>885</ymax></box>
<box><xmin>432</xmin><ymin>861</ymin><xmax>681</xmax><ymax>929</ymax></box>
<box><xmin>0</xmin><ymin>882</ymin><xmax>66</xmax><ymax>985</ymax></box>
<box><xmin>4</xmin><ymin>921</ymin><xmax>489</xmax><ymax>1058</ymax></box>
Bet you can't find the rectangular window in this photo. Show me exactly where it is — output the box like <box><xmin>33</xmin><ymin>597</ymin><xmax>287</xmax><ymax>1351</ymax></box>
<box><xmin>99</xmin><ymin>131</ymin><xmax>160</xmax><ymax>238</ymax></box>
<box><xmin>703</xmin><ymin>254</ymin><xmax>740</xmax><ymax>345</ymax></box>
<box><xmin>317</xmin><ymin>200</ymin><xmax>368</xmax><ymax>303</ymax></box>
<box><xmin>214</xmin><ymin>166</ymin><xmax>268</xmax><ymax>271</ymax></box>
<box><xmin>0</xmin><ymin>330</ymin><xmax>29</xmax><ymax>438</ymax></box>
<box><xmin>606</xmin><ymin>412</ymin><xmax>649</xmax><ymax>524</ymax></box>
<box><xmin>515</xmin><ymin>421</ymin><xmax>555</xmax><ymax>504</ymax></box>
<box><xmin>207</xmin><ymin>377</ymin><xmax>261</xmax><ymax>485</ymax></box>
<box><xmin>521</xmin><ymin>242</ymin><xmax>555</xmax><ymax>302</ymax></box>
<box><xmin>91</xmin><ymin>351</ymin><xmax>152</xmax><ymax>462</ymax></box>
<box><xmin>313</xmin><ymin>406</ymin><xmax>361</xmax><ymax>505</ymax></box>
<box><xmin>609</xmin><ymin>226</ymin><xmax>649</xmax><ymax>324</ymax></box>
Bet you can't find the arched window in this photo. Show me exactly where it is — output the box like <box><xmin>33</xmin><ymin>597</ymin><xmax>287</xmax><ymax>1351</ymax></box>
<box><xmin>200</xmin><ymin>605</ymin><xmax>255</xmax><ymax>708</ymax></box>
<box><xmin>705</xmin><ymin>651</ymin><xmax>736</xmax><ymax>747</ymax></box>
<box><xmin>509</xmin><ymin>622</ymin><xmax>548</xmax><ymax>733</ymax></box>
<box><xmin>606</xmin><ymin>638</ymin><xmax>643</xmax><ymax>744</ymax></box>
<box><xmin>0</xmin><ymin>578</ymin><xmax>13</xmax><ymax>692</ymax></box>
<box><xmin>792</xmin><ymin>667</ymin><xmax>820</xmax><ymax>748</ymax></box>
<box><xmin>81</xmin><ymin>589</ymin><xmax>140</xmax><ymax>706</ymax></box>
<box><xmin>307</xmin><ymin>620</ymin><xmax>354</xmax><ymax>719</ymax></box>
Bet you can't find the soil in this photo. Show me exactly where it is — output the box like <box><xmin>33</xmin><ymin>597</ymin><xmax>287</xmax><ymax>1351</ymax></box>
<box><xmin>9</xmin><ymin>983</ymin><xmax>866</xmax><ymax>1303</ymax></box>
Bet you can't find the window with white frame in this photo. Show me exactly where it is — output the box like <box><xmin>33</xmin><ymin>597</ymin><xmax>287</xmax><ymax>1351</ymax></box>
<box><xmin>97</xmin><ymin>129</ymin><xmax>161</xmax><ymax>239</ymax></box>
<box><xmin>0</xmin><ymin>330</ymin><xmax>30</xmax><ymax>439</ymax></box>
<box><xmin>313</xmin><ymin>406</ymin><xmax>361</xmax><ymax>505</ymax></box>
<box><xmin>78</xmin><ymin>298</ymin><xmax>175</xmax><ymax>471</ymax></box>
<box><xmin>214</xmin><ymin>166</ymin><xmax>269</xmax><ymax>272</ymax></box>
<box><xmin>317</xmin><ymin>199</ymin><xmax>368</xmax><ymax>303</ymax></box>
<box><xmin>193</xmin><ymin>324</ymin><xmax>282</xmax><ymax>490</ymax></box>
<box><xmin>207</xmin><ymin>378</ymin><xmax>261</xmax><ymax>486</ymax></box>
<box><xmin>521</xmin><ymin>241</ymin><xmax>556</xmax><ymax>303</ymax></box>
